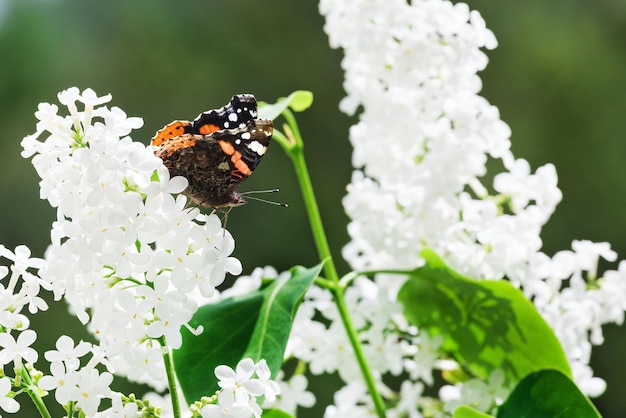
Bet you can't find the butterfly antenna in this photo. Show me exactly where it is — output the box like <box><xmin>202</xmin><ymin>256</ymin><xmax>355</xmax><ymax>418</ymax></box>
<box><xmin>240</xmin><ymin>188</ymin><xmax>281</xmax><ymax>195</ymax></box>
<box><xmin>241</xmin><ymin>189</ymin><xmax>288</xmax><ymax>208</ymax></box>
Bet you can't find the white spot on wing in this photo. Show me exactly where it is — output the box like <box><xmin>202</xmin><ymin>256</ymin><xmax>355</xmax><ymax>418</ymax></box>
<box><xmin>247</xmin><ymin>140</ymin><xmax>267</xmax><ymax>155</ymax></box>
<box><xmin>229</xmin><ymin>113</ymin><xmax>238</xmax><ymax>122</ymax></box>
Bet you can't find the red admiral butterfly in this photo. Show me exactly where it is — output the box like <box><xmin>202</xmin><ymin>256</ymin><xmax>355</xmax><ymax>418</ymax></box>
<box><xmin>151</xmin><ymin>94</ymin><xmax>273</xmax><ymax>209</ymax></box>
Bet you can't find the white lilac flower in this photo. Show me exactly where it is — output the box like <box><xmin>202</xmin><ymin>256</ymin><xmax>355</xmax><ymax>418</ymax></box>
<box><xmin>253</xmin><ymin>359</ymin><xmax>281</xmax><ymax>402</ymax></box>
<box><xmin>362</xmin><ymin>331</ymin><xmax>405</xmax><ymax>377</ymax></box>
<box><xmin>200</xmin><ymin>389</ymin><xmax>252</xmax><ymax>418</ymax></box>
<box><xmin>306</xmin><ymin>321</ymin><xmax>358</xmax><ymax>381</ymax></box>
<box><xmin>39</xmin><ymin>338</ymin><xmax>118</xmax><ymax>413</ymax></box>
<box><xmin>44</xmin><ymin>335</ymin><xmax>92</xmax><ymax>371</ymax></box>
<box><xmin>403</xmin><ymin>334</ymin><xmax>443</xmax><ymax>386</ymax></box>
<box><xmin>0</xmin><ymin>287</ymin><xmax>30</xmax><ymax>331</ymax></box>
<box><xmin>320</xmin><ymin>0</ymin><xmax>626</xmax><ymax>407</ymax></box>
<box><xmin>21</xmin><ymin>87</ymin><xmax>242</xmax><ymax>391</ymax></box>
<box><xmin>0</xmin><ymin>245</ymin><xmax>49</xmax><ymax>324</ymax></box>
<box><xmin>125</xmin><ymin>346</ymin><xmax>165</xmax><ymax>383</ymax></box>
<box><xmin>323</xmin><ymin>380</ymin><xmax>374</xmax><ymax>418</ymax></box>
<box><xmin>215</xmin><ymin>358</ymin><xmax>264</xmax><ymax>403</ymax></box>
<box><xmin>286</xmin><ymin>311</ymin><xmax>330</xmax><ymax>365</ymax></box>
<box><xmin>387</xmin><ymin>380</ymin><xmax>425</xmax><ymax>418</ymax></box>
<box><xmin>39</xmin><ymin>360</ymin><xmax>79</xmax><ymax>405</ymax></box>
<box><xmin>0</xmin><ymin>377</ymin><xmax>19</xmax><ymax>414</ymax></box>
<box><xmin>217</xmin><ymin>266</ymin><xmax>278</xmax><ymax>300</ymax></box>
<box><xmin>209</xmin><ymin>358</ymin><xmax>280</xmax><ymax>418</ymax></box>
<box><xmin>94</xmin><ymin>392</ymin><xmax>141</xmax><ymax>417</ymax></box>
<box><xmin>441</xmin><ymin>370</ymin><xmax>510</xmax><ymax>414</ymax></box>
<box><xmin>0</xmin><ymin>245</ymin><xmax>45</xmax><ymax>282</ymax></box>
<box><xmin>264</xmin><ymin>372</ymin><xmax>316</xmax><ymax>414</ymax></box>
<box><xmin>73</xmin><ymin>368</ymin><xmax>114</xmax><ymax>416</ymax></box>
<box><xmin>0</xmin><ymin>329</ymin><xmax>38</xmax><ymax>366</ymax></box>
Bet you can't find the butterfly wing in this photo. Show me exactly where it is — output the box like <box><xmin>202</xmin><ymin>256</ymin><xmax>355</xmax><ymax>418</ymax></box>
<box><xmin>156</xmin><ymin>118</ymin><xmax>273</xmax><ymax>208</ymax></box>
<box><xmin>191</xmin><ymin>94</ymin><xmax>259</xmax><ymax>134</ymax></box>
<box><xmin>151</xmin><ymin>120</ymin><xmax>193</xmax><ymax>146</ymax></box>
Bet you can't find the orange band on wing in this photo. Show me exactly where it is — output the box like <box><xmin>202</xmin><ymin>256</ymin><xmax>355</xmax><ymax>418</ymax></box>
<box><xmin>151</xmin><ymin>121</ymin><xmax>191</xmax><ymax>146</ymax></box>
<box><xmin>218</xmin><ymin>140</ymin><xmax>235</xmax><ymax>155</ymax></box>
<box><xmin>155</xmin><ymin>135</ymin><xmax>198</xmax><ymax>158</ymax></box>
<box><xmin>198</xmin><ymin>124</ymin><xmax>221</xmax><ymax>135</ymax></box>
<box><xmin>218</xmin><ymin>140</ymin><xmax>251</xmax><ymax>176</ymax></box>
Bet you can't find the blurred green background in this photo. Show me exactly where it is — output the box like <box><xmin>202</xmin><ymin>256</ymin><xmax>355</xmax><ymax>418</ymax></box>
<box><xmin>0</xmin><ymin>0</ymin><xmax>624</xmax><ymax>416</ymax></box>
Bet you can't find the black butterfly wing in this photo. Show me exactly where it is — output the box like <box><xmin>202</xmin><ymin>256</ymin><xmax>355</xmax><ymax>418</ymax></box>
<box><xmin>191</xmin><ymin>94</ymin><xmax>259</xmax><ymax>134</ymax></box>
<box><xmin>157</xmin><ymin>119</ymin><xmax>273</xmax><ymax>208</ymax></box>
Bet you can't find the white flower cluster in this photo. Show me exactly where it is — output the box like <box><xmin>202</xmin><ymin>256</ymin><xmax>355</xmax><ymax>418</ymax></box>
<box><xmin>39</xmin><ymin>336</ymin><xmax>114</xmax><ymax>416</ymax></box>
<box><xmin>21</xmin><ymin>87</ymin><xmax>242</xmax><ymax>391</ymax></box>
<box><xmin>531</xmin><ymin>240</ymin><xmax>626</xmax><ymax>397</ymax></box>
<box><xmin>322</xmin><ymin>0</ymin><xmax>555</xmax><ymax>280</ymax></box>
<box><xmin>320</xmin><ymin>0</ymin><xmax>626</xmax><ymax>413</ymax></box>
<box><xmin>0</xmin><ymin>245</ymin><xmax>116</xmax><ymax>415</ymax></box>
<box><xmin>0</xmin><ymin>244</ymin><xmax>48</xmax><ymax>416</ymax></box>
<box><xmin>200</xmin><ymin>358</ymin><xmax>281</xmax><ymax>418</ymax></box>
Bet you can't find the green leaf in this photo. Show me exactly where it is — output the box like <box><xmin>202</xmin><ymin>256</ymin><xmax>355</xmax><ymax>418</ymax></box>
<box><xmin>454</xmin><ymin>405</ymin><xmax>496</xmax><ymax>418</ymax></box>
<box><xmin>397</xmin><ymin>248</ymin><xmax>571</xmax><ymax>384</ymax></box>
<box><xmin>287</xmin><ymin>90</ymin><xmax>314</xmax><ymax>112</ymax></box>
<box><xmin>172</xmin><ymin>292</ymin><xmax>261</xmax><ymax>402</ymax></box>
<box><xmin>497</xmin><ymin>369</ymin><xmax>601</xmax><ymax>418</ymax></box>
<box><xmin>258</xmin><ymin>90</ymin><xmax>314</xmax><ymax>120</ymax></box>
<box><xmin>242</xmin><ymin>263</ymin><xmax>323</xmax><ymax>373</ymax></box>
<box><xmin>173</xmin><ymin>263</ymin><xmax>322</xmax><ymax>403</ymax></box>
<box><xmin>262</xmin><ymin>409</ymin><xmax>295</xmax><ymax>418</ymax></box>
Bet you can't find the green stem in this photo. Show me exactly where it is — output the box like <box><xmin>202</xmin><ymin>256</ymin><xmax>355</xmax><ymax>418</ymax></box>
<box><xmin>21</xmin><ymin>368</ymin><xmax>51</xmax><ymax>418</ymax></box>
<box><xmin>289</xmin><ymin>151</ymin><xmax>338</xmax><ymax>283</ymax></box>
<box><xmin>313</xmin><ymin>276</ymin><xmax>337</xmax><ymax>290</ymax></box>
<box><xmin>159</xmin><ymin>337</ymin><xmax>182</xmax><ymax>418</ymax></box>
<box><xmin>285</xmin><ymin>137</ymin><xmax>386</xmax><ymax>418</ymax></box>
<box><xmin>332</xmin><ymin>286</ymin><xmax>386</xmax><ymax>415</ymax></box>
